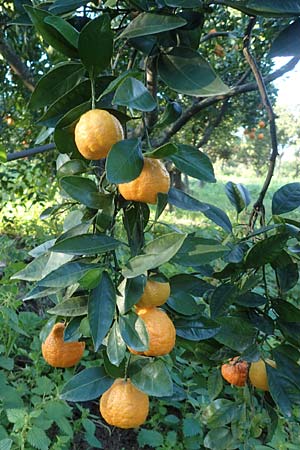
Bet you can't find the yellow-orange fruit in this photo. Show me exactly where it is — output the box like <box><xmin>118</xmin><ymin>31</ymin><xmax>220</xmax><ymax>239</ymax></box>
<box><xmin>257</xmin><ymin>133</ymin><xmax>264</xmax><ymax>140</ymax></box>
<box><xmin>118</xmin><ymin>157</ymin><xmax>170</xmax><ymax>204</ymax></box>
<box><xmin>129</xmin><ymin>307</ymin><xmax>176</xmax><ymax>357</ymax></box>
<box><xmin>258</xmin><ymin>120</ymin><xmax>265</xmax><ymax>128</ymax></box>
<box><xmin>74</xmin><ymin>109</ymin><xmax>124</xmax><ymax>160</ymax></box>
<box><xmin>42</xmin><ymin>323</ymin><xmax>85</xmax><ymax>368</ymax></box>
<box><xmin>136</xmin><ymin>279</ymin><xmax>171</xmax><ymax>308</ymax></box>
<box><xmin>100</xmin><ymin>378</ymin><xmax>149</xmax><ymax>429</ymax></box>
<box><xmin>249</xmin><ymin>359</ymin><xmax>276</xmax><ymax>391</ymax></box>
<box><xmin>221</xmin><ymin>357</ymin><xmax>249</xmax><ymax>387</ymax></box>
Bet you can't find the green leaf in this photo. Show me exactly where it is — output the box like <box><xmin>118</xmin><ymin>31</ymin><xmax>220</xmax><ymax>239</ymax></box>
<box><xmin>47</xmin><ymin>296</ymin><xmax>88</xmax><ymax>317</ymax></box>
<box><xmin>215</xmin><ymin>0</ymin><xmax>300</xmax><ymax>17</ymax></box>
<box><xmin>203</xmin><ymin>427</ymin><xmax>234</xmax><ymax>450</ymax></box>
<box><xmin>137</xmin><ymin>429</ymin><xmax>164</xmax><ymax>448</ymax></box>
<box><xmin>207</xmin><ymin>369</ymin><xmax>223</xmax><ymax>400</ymax></box>
<box><xmin>25</xmin><ymin>6</ymin><xmax>78</xmax><ymax>58</ymax></box>
<box><xmin>49</xmin><ymin>0</ymin><xmax>88</xmax><ymax>15</ymax></box>
<box><xmin>29</xmin><ymin>63</ymin><xmax>85</xmax><ymax>109</ymax></box>
<box><xmin>144</xmin><ymin>143</ymin><xmax>178</xmax><ymax>159</ymax></box>
<box><xmin>98</xmin><ymin>70</ymin><xmax>141</xmax><ymax>100</ymax></box>
<box><xmin>272</xmin><ymin>183</ymin><xmax>300</xmax><ymax>215</ymax></box>
<box><xmin>103</xmin><ymin>351</ymin><xmax>126</xmax><ymax>378</ymax></box>
<box><xmin>50</xmin><ymin>234</ymin><xmax>121</xmax><ymax>255</ymax></box>
<box><xmin>11</xmin><ymin>252</ymin><xmax>73</xmax><ymax>281</ymax></box>
<box><xmin>106</xmin><ymin>138</ymin><xmax>143</xmax><ymax>183</ymax></box>
<box><xmin>119</xmin><ymin>311</ymin><xmax>149</xmax><ymax>351</ymax></box>
<box><xmin>235</xmin><ymin>292</ymin><xmax>266</xmax><ymax>307</ymax></box>
<box><xmin>129</xmin><ymin>359</ymin><xmax>173</xmax><ymax>397</ymax></box>
<box><xmin>215</xmin><ymin>317</ymin><xmax>256</xmax><ymax>352</ymax></box>
<box><xmin>38</xmin><ymin>261</ymin><xmax>101</xmax><ymax>288</ymax></box>
<box><xmin>0</xmin><ymin>145</ymin><xmax>7</xmax><ymax>162</ymax></box>
<box><xmin>267</xmin><ymin>365</ymin><xmax>293</xmax><ymax>418</ymax></box>
<box><xmin>158</xmin><ymin>47</ymin><xmax>229</xmax><ymax>96</ymax></box>
<box><xmin>169</xmin><ymin>144</ymin><xmax>216</xmax><ymax>182</ymax></box>
<box><xmin>175</xmin><ymin>317</ymin><xmax>220</xmax><ymax>341</ymax></box>
<box><xmin>210</xmin><ymin>284</ymin><xmax>237</xmax><ymax>319</ymax></box>
<box><xmin>0</xmin><ymin>357</ymin><xmax>14</xmax><ymax>371</ymax></box>
<box><xmin>0</xmin><ymin>439</ymin><xmax>13</xmax><ymax>450</ymax></box>
<box><xmin>168</xmin><ymin>293</ymin><xmax>201</xmax><ymax>316</ymax></box>
<box><xmin>26</xmin><ymin>426</ymin><xmax>51</xmax><ymax>450</ymax></box>
<box><xmin>57</xmin><ymin>159</ymin><xmax>88</xmax><ymax>178</ymax></box>
<box><xmin>118</xmin><ymin>12</ymin><xmax>186</xmax><ymax>39</ymax></box>
<box><xmin>44</xmin><ymin>15</ymin><xmax>79</xmax><ymax>49</ymax></box>
<box><xmin>88</xmin><ymin>272</ymin><xmax>116</xmax><ymax>351</ymax></box>
<box><xmin>225</xmin><ymin>181</ymin><xmax>251</xmax><ymax>214</ymax></box>
<box><xmin>270</xmin><ymin>20</ymin><xmax>300</xmax><ymax>57</ymax></box>
<box><xmin>117</xmin><ymin>275</ymin><xmax>147</xmax><ymax>314</ymax></box>
<box><xmin>79</xmin><ymin>15</ymin><xmax>113</xmax><ymax>77</ymax></box>
<box><xmin>245</xmin><ymin>234</ymin><xmax>288</xmax><ymax>268</ymax></box>
<box><xmin>60</xmin><ymin>367</ymin><xmax>113</xmax><ymax>401</ymax></box>
<box><xmin>156</xmin><ymin>101</ymin><xmax>182</xmax><ymax>128</ymax></box>
<box><xmin>113</xmin><ymin>77</ymin><xmax>156</xmax><ymax>112</ymax></box>
<box><xmin>107</xmin><ymin>321</ymin><xmax>126</xmax><ymax>366</ymax></box>
<box><xmin>123</xmin><ymin>232</ymin><xmax>186</xmax><ymax>278</ymax></box>
<box><xmin>60</xmin><ymin>176</ymin><xmax>113</xmax><ymax>209</ymax></box>
<box><xmin>172</xmin><ymin>234</ymin><xmax>228</xmax><ymax>267</ymax></box>
<box><xmin>183</xmin><ymin>418</ymin><xmax>202</xmax><ymax>438</ymax></box>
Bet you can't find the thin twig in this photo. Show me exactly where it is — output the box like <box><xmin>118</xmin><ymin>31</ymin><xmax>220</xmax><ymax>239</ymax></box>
<box><xmin>243</xmin><ymin>17</ymin><xmax>279</xmax><ymax>230</ymax></box>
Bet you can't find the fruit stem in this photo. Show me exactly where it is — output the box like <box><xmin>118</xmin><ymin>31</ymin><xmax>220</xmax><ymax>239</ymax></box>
<box><xmin>124</xmin><ymin>353</ymin><xmax>131</xmax><ymax>381</ymax></box>
<box><xmin>91</xmin><ymin>76</ymin><xmax>96</xmax><ymax>110</ymax></box>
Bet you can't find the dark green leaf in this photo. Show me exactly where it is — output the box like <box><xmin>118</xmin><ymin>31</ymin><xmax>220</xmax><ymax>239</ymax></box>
<box><xmin>49</xmin><ymin>0</ymin><xmax>88</xmax><ymax>15</ymax></box>
<box><xmin>38</xmin><ymin>262</ymin><xmax>101</xmax><ymax>288</ymax></box>
<box><xmin>130</xmin><ymin>359</ymin><xmax>173</xmax><ymax>397</ymax></box>
<box><xmin>44</xmin><ymin>15</ymin><xmax>79</xmax><ymax>50</ymax></box>
<box><xmin>158</xmin><ymin>47</ymin><xmax>229</xmax><ymax>96</ymax></box>
<box><xmin>215</xmin><ymin>0</ymin><xmax>300</xmax><ymax>16</ymax></box>
<box><xmin>119</xmin><ymin>311</ymin><xmax>149</xmax><ymax>351</ymax></box>
<box><xmin>118</xmin><ymin>275</ymin><xmax>147</xmax><ymax>314</ymax></box>
<box><xmin>88</xmin><ymin>272</ymin><xmax>116</xmax><ymax>351</ymax></box>
<box><xmin>270</xmin><ymin>20</ymin><xmax>300</xmax><ymax>57</ymax></box>
<box><xmin>137</xmin><ymin>429</ymin><xmax>164</xmax><ymax>448</ymax></box>
<box><xmin>245</xmin><ymin>234</ymin><xmax>288</xmax><ymax>268</ymax></box>
<box><xmin>47</xmin><ymin>296</ymin><xmax>88</xmax><ymax>317</ymax></box>
<box><xmin>207</xmin><ymin>369</ymin><xmax>223</xmax><ymax>400</ymax></box>
<box><xmin>168</xmin><ymin>293</ymin><xmax>201</xmax><ymax>316</ymax></box>
<box><xmin>103</xmin><ymin>351</ymin><xmax>126</xmax><ymax>378</ymax></box>
<box><xmin>107</xmin><ymin>321</ymin><xmax>126</xmax><ymax>366</ymax></box>
<box><xmin>155</xmin><ymin>193</ymin><xmax>169</xmax><ymax>222</ymax></box>
<box><xmin>113</xmin><ymin>77</ymin><xmax>156</xmax><ymax>112</ymax></box>
<box><xmin>175</xmin><ymin>317</ymin><xmax>220</xmax><ymax>341</ymax></box>
<box><xmin>172</xmin><ymin>234</ymin><xmax>228</xmax><ymax>267</ymax></box>
<box><xmin>144</xmin><ymin>143</ymin><xmax>178</xmax><ymax>159</ymax></box>
<box><xmin>225</xmin><ymin>181</ymin><xmax>250</xmax><ymax>214</ymax></box>
<box><xmin>64</xmin><ymin>316</ymin><xmax>82</xmax><ymax>342</ymax></box>
<box><xmin>272</xmin><ymin>183</ymin><xmax>300</xmax><ymax>215</ymax></box>
<box><xmin>215</xmin><ymin>317</ymin><xmax>256</xmax><ymax>352</ymax></box>
<box><xmin>267</xmin><ymin>365</ymin><xmax>293</xmax><ymax>418</ymax></box>
<box><xmin>79</xmin><ymin>15</ymin><xmax>113</xmax><ymax>77</ymax></box>
<box><xmin>235</xmin><ymin>292</ymin><xmax>266</xmax><ymax>307</ymax></box>
<box><xmin>169</xmin><ymin>144</ymin><xmax>216</xmax><ymax>182</ymax></box>
<box><xmin>276</xmin><ymin>263</ymin><xmax>299</xmax><ymax>293</ymax></box>
<box><xmin>106</xmin><ymin>139</ymin><xmax>143</xmax><ymax>183</ymax></box>
<box><xmin>119</xmin><ymin>12</ymin><xmax>186</xmax><ymax>39</ymax></box>
<box><xmin>210</xmin><ymin>284</ymin><xmax>237</xmax><ymax>319</ymax></box>
<box><xmin>60</xmin><ymin>176</ymin><xmax>114</xmax><ymax>209</ymax></box>
<box><xmin>156</xmin><ymin>101</ymin><xmax>182</xmax><ymax>128</ymax></box>
<box><xmin>29</xmin><ymin>63</ymin><xmax>85</xmax><ymax>109</ymax></box>
<box><xmin>272</xmin><ymin>299</ymin><xmax>300</xmax><ymax>322</ymax></box>
<box><xmin>50</xmin><ymin>234</ymin><xmax>121</xmax><ymax>255</ymax></box>
<box><xmin>60</xmin><ymin>367</ymin><xmax>113</xmax><ymax>401</ymax></box>
<box><xmin>57</xmin><ymin>159</ymin><xmax>88</xmax><ymax>178</ymax></box>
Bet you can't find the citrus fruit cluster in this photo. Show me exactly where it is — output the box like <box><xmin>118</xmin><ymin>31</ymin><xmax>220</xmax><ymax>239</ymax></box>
<box><xmin>221</xmin><ymin>356</ymin><xmax>276</xmax><ymax>391</ymax></box>
<box><xmin>244</xmin><ymin>120</ymin><xmax>266</xmax><ymax>140</ymax></box>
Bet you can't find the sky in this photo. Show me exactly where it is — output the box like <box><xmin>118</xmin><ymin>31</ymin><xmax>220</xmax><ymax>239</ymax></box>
<box><xmin>273</xmin><ymin>57</ymin><xmax>300</xmax><ymax>107</ymax></box>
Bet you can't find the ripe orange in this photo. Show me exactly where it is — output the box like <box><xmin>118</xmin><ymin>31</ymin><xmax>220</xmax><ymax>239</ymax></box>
<box><xmin>118</xmin><ymin>157</ymin><xmax>170</xmax><ymax>204</ymax></box>
<box><xmin>74</xmin><ymin>109</ymin><xmax>124</xmax><ymax>160</ymax></box>
<box><xmin>129</xmin><ymin>307</ymin><xmax>176</xmax><ymax>356</ymax></box>
<box><xmin>136</xmin><ymin>279</ymin><xmax>171</xmax><ymax>308</ymax></box>
<box><xmin>258</xmin><ymin>120</ymin><xmax>265</xmax><ymax>128</ymax></box>
<box><xmin>249</xmin><ymin>359</ymin><xmax>276</xmax><ymax>391</ymax></box>
<box><xmin>221</xmin><ymin>357</ymin><xmax>248</xmax><ymax>387</ymax></box>
<box><xmin>248</xmin><ymin>131</ymin><xmax>256</xmax><ymax>139</ymax></box>
<box><xmin>42</xmin><ymin>322</ymin><xmax>85</xmax><ymax>368</ymax></box>
<box><xmin>100</xmin><ymin>378</ymin><xmax>149</xmax><ymax>429</ymax></box>
<box><xmin>257</xmin><ymin>133</ymin><xmax>264</xmax><ymax>140</ymax></box>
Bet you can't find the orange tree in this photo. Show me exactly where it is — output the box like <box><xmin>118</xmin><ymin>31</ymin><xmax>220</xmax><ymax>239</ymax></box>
<box><xmin>9</xmin><ymin>0</ymin><xmax>300</xmax><ymax>447</ymax></box>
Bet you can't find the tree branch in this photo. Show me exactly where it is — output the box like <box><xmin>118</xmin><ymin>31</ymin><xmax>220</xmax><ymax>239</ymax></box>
<box><xmin>0</xmin><ymin>32</ymin><xmax>35</xmax><ymax>92</ymax></box>
<box><xmin>7</xmin><ymin>143</ymin><xmax>55</xmax><ymax>162</ymax></box>
<box><xmin>157</xmin><ymin>56</ymin><xmax>300</xmax><ymax>146</ymax></box>
<box><xmin>243</xmin><ymin>17</ymin><xmax>280</xmax><ymax>229</ymax></box>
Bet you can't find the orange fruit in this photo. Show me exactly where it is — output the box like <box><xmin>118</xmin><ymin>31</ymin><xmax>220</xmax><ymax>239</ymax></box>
<box><xmin>118</xmin><ymin>157</ymin><xmax>170</xmax><ymax>204</ymax></box>
<box><xmin>136</xmin><ymin>279</ymin><xmax>171</xmax><ymax>308</ymax></box>
<box><xmin>129</xmin><ymin>307</ymin><xmax>176</xmax><ymax>356</ymax></box>
<box><xmin>249</xmin><ymin>359</ymin><xmax>276</xmax><ymax>391</ymax></box>
<box><xmin>42</xmin><ymin>323</ymin><xmax>85</xmax><ymax>368</ymax></box>
<box><xmin>214</xmin><ymin>44</ymin><xmax>225</xmax><ymax>57</ymax></box>
<box><xmin>74</xmin><ymin>109</ymin><xmax>124</xmax><ymax>160</ymax></box>
<box><xmin>209</xmin><ymin>28</ymin><xmax>217</xmax><ymax>34</ymax></box>
<box><xmin>248</xmin><ymin>131</ymin><xmax>255</xmax><ymax>139</ymax></box>
<box><xmin>258</xmin><ymin>120</ymin><xmax>265</xmax><ymax>128</ymax></box>
<box><xmin>257</xmin><ymin>133</ymin><xmax>264</xmax><ymax>140</ymax></box>
<box><xmin>100</xmin><ymin>378</ymin><xmax>149</xmax><ymax>429</ymax></box>
<box><xmin>221</xmin><ymin>357</ymin><xmax>249</xmax><ymax>387</ymax></box>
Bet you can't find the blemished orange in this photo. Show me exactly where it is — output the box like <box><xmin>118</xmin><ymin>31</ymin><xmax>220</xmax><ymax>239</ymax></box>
<box><xmin>136</xmin><ymin>279</ymin><xmax>171</xmax><ymax>308</ymax></box>
<box><xmin>74</xmin><ymin>109</ymin><xmax>124</xmax><ymax>160</ymax></box>
<box><xmin>118</xmin><ymin>157</ymin><xmax>170</xmax><ymax>204</ymax></box>
<box><xmin>42</xmin><ymin>323</ymin><xmax>85</xmax><ymax>368</ymax></box>
<box><xmin>221</xmin><ymin>357</ymin><xmax>249</xmax><ymax>387</ymax></box>
<box><xmin>129</xmin><ymin>307</ymin><xmax>176</xmax><ymax>356</ymax></box>
<box><xmin>249</xmin><ymin>359</ymin><xmax>276</xmax><ymax>391</ymax></box>
<box><xmin>257</xmin><ymin>133</ymin><xmax>264</xmax><ymax>140</ymax></box>
<box><xmin>100</xmin><ymin>378</ymin><xmax>149</xmax><ymax>429</ymax></box>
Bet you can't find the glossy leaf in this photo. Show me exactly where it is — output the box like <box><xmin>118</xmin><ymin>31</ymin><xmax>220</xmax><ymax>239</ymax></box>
<box><xmin>119</xmin><ymin>312</ymin><xmax>149</xmax><ymax>351</ymax></box>
<box><xmin>57</xmin><ymin>159</ymin><xmax>88</xmax><ymax>178</ymax></box>
<box><xmin>79</xmin><ymin>15</ymin><xmax>113</xmax><ymax>77</ymax></box>
<box><xmin>272</xmin><ymin>183</ymin><xmax>300</xmax><ymax>215</ymax></box>
<box><xmin>167</xmin><ymin>293</ymin><xmax>201</xmax><ymax>316</ymax></box>
<box><xmin>38</xmin><ymin>262</ymin><xmax>101</xmax><ymax>288</ymax></box>
<box><xmin>235</xmin><ymin>292</ymin><xmax>267</xmax><ymax>307</ymax></box>
<box><xmin>60</xmin><ymin>176</ymin><xmax>113</xmax><ymax>209</ymax></box>
<box><xmin>50</xmin><ymin>234</ymin><xmax>121</xmax><ymax>255</ymax></box>
<box><xmin>144</xmin><ymin>143</ymin><xmax>178</xmax><ymax>159</ymax></box>
<box><xmin>117</xmin><ymin>275</ymin><xmax>147</xmax><ymax>314</ymax></box>
<box><xmin>225</xmin><ymin>181</ymin><xmax>251</xmax><ymax>214</ymax></box>
<box><xmin>118</xmin><ymin>12</ymin><xmax>187</xmax><ymax>39</ymax></box>
<box><xmin>129</xmin><ymin>359</ymin><xmax>173</xmax><ymax>397</ymax></box>
<box><xmin>44</xmin><ymin>16</ymin><xmax>79</xmax><ymax>50</ymax></box>
<box><xmin>113</xmin><ymin>77</ymin><xmax>156</xmax><ymax>112</ymax></box>
<box><xmin>12</xmin><ymin>252</ymin><xmax>73</xmax><ymax>282</ymax></box>
<box><xmin>156</xmin><ymin>101</ymin><xmax>182</xmax><ymax>128</ymax></box>
<box><xmin>48</xmin><ymin>296</ymin><xmax>88</xmax><ymax>317</ymax></box>
<box><xmin>245</xmin><ymin>234</ymin><xmax>288</xmax><ymax>268</ymax></box>
<box><xmin>215</xmin><ymin>0</ymin><xmax>300</xmax><ymax>17</ymax></box>
<box><xmin>169</xmin><ymin>144</ymin><xmax>216</xmax><ymax>182</ymax></box>
<box><xmin>270</xmin><ymin>20</ymin><xmax>300</xmax><ymax>57</ymax></box>
<box><xmin>106</xmin><ymin>139</ymin><xmax>143</xmax><ymax>183</ymax></box>
<box><xmin>175</xmin><ymin>317</ymin><xmax>220</xmax><ymax>341</ymax></box>
<box><xmin>107</xmin><ymin>321</ymin><xmax>126</xmax><ymax>366</ymax></box>
<box><xmin>210</xmin><ymin>284</ymin><xmax>237</xmax><ymax>319</ymax></box>
<box><xmin>172</xmin><ymin>234</ymin><xmax>228</xmax><ymax>267</ymax></box>
<box><xmin>29</xmin><ymin>63</ymin><xmax>85</xmax><ymax>109</ymax></box>
<box><xmin>49</xmin><ymin>0</ymin><xmax>88</xmax><ymax>15</ymax></box>
<box><xmin>60</xmin><ymin>367</ymin><xmax>113</xmax><ymax>401</ymax></box>
<box><xmin>215</xmin><ymin>317</ymin><xmax>256</xmax><ymax>352</ymax></box>
<box><xmin>123</xmin><ymin>232</ymin><xmax>186</xmax><ymax>278</ymax></box>
<box><xmin>88</xmin><ymin>272</ymin><xmax>116</xmax><ymax>351</ymax></box>
<box><xmin>158</xmin><ymin>47</ymin><xmax>229</xmax><ymax>96</ymax></box>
